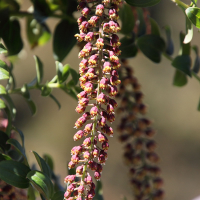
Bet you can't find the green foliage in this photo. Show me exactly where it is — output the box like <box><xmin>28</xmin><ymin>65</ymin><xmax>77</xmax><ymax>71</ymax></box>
<box><xmin>120</xmin><ymin>36</ymin><xmax>138</xmax><ymax>58</ymax></box>
<box><xmin>125</xmin><ymin>0</ymin><xmax>161</xmax><ymax>7</ymax></box>
<box><xmin>173</xmin><ymin>69</ymin><xmax>188</xmax><ymax>87</ymax></box>
<box><xmin>0</xmin><ymin>160</ymin><xmax>30</xmax><ymax>188</ymax></box>
<box><xmin>53</xmin><ymin>20</ymin><xmax>78</xmax><ymax>61</ymax></box>
<box><xmin>27</xmin><ymin>170</ymin><xmax>54</xmax><ymax>199</ymax></box>
<box><xmin>136</xmin><ymin>35</ymin><xmax>165</xmax><ymax>63</ymax></box>
<box><xmin>119</xmin><ymin>4</ymin><xmax>135</xmax><ymax>35</ymax></box>
<box><xmin>186</xmin><ymin>7</ymin><xmax>200</xmax><ymax>29</ymax></box>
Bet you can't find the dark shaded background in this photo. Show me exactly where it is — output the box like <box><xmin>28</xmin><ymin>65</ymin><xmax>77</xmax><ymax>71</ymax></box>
<box><xmin>7</xmin><ymin>0</ymin><xmax>200</xmax><ymax>199</ymax></box>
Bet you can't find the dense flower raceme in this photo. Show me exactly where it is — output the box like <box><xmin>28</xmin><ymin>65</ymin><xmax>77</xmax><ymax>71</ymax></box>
<box><xmin>64</xmin><ymin>0</ymin><xmax>122</xmax><ymax>199</ymax></box>
<box><xmin>116</xmin><ymin>60</ymin><xmax>164</xmax><ymax>200</ymax></box>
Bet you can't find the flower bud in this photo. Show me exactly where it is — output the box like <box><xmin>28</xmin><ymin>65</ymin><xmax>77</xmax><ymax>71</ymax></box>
<box><xmin>71</xmin><ymin>155</ymin><xmax>80</xmax><ymax>164</ymax></box>
<box><xmin>84</xmin><ymin>123</ymin><xmax>93</xmax><ymax>135</ymax></box>
<box><xmin>94</xmin><ymin>171</ymin><xmax>101</xmax><ymax>180</ymax></box>
<box><xmin>75</xmin><ymin>104</ymin><xmax>86</xmax><ymax>114</ymax></box>
<box><xmin>76</xmin><ymin>165</ymin><xmax>84</xmax><ymax>175</ymax></box>
<box><xmin>96</xmin><ymin>38</ymin><xmax>104</xmax><ymax>49</ymax></box>
<box><xmin>96</xmin><ymin>4</ymin><xmax>104</xmax><ymax>16</ymax></box>
<box><xmin>68</xmin><ymin>161</ymin><xmax>75</xmax><ymax>169</ymax></box>
<box><xmin>83</xmin><ymin>137</ymin><xmax>91</xmax><ymax>147</ymax></box>
<box><xmin>90</xmin><ymin>106</ymin><xmax>98</xmax><ymax>116</ymax></box>
<box><xmin>73</xmin><ymin>130</ymin><xmax>84</xmax><ymax>141</ymax></box>
<box><xmin>88</xmin><ymin>16</ymin><xmax>99</xmax><ymax>27</ymax></box>
<box><xmin>81</xmin><ymin>7</ymin><xmax>90</xmax><ymax>17</ymax></box>
<box><xmin>64</xmin><ymin>175</ymin><xmax>76</xmax><ymax>184</ymax></box>
<box><xmin>71</xmin><ymin>145</ymin><xmax>82</xmax><ymax>155</ymax></box>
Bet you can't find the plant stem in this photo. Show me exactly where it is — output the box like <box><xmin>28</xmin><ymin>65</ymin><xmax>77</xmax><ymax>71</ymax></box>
<box><xmin>171</xmin><ymin>0</ymin><xmax>189</xmax><ymax>9</ymax></box>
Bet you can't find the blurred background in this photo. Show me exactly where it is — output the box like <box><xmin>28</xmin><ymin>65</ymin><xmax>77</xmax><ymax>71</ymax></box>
<box><xmin>7</xmin><ymin>0</ymin><xmax>200</xmax><ymax>199</ymax></box>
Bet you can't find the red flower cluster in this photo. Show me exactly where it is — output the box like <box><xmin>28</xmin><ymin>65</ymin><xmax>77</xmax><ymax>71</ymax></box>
<box><xmin>64</xmin><ymin>0</ymin><xmax>122</xmax><ymax>199</ymax></box>
<box><xmin>116</xmin><ymin>60</ymin><xmax>164</xmax><ymax>200</ymax></box>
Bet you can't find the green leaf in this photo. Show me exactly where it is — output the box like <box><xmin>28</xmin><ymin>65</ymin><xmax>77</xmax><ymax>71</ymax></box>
<box><xmin>56</xmin><ymin>62</ymin><xmax>71</xmax><ymax>83</ymax></box>
<box><xmin>1</xmin><ymin>19</ymin><xmax>23</xmax><ymax>55</ymax></box>
<box><xmin>34</xmin><ymin>55</ymin><xmax>43</xmax><ymax>84</ymax></box>
<box><xmin>56</xmin><ymin>61</ymin><xmax>63</xmax><ymax>83</ymax></box>
<box><xmin>43</xmin><ymin>154</ymin><xmax>54</xmax><ymax>171</ymax></box>
<box><xmin>26</xmin><ymin>17</ymin><xmax>51</xmax><ymax>48</ymax></box>
<box><xmin>186</xmin><ymin>7</ymin><xmax>200</xmax><ymax>29</ymax></box>
<box><xmin>21</xmin><ymin>84</ymin><xmax>31</xmax><ymax>99</ymax></box>
<box><xmin>52</xmin><ymin>191</ymin><xmax>64</xmax><ymax>200</ymax></box>
<box><xmin>0</xmin><ymin>98</ymin><xmax>6</xmax><ymax>109</ymax></box>
<box><xmin>27</xmin><ymin>170</ymin><xmax>54</xmax><ymax>199</ymax></box>
<box><xmin>173</xmin><ymin>69</ymin><xmax>188</xmax><ymax>87</ymax></box>
<box><xmin>164</xmin><ymin>26</ymin><xmax>174</xmax><ymax>56</ymax></box>
<box><xmin>149</xmin><ymin>17</ymin><xmax>160</xmax><ymax>36</ymax></box>
<box><xmin>192</xmin><ymin>45</ymin><xmax>200</xmax><ymax>73</ymax></box>
<box><xmin>53</xmin><ymin>20</ymin><xmax>78</xmax><ymax>61</ymax></box>
<box><xmin>70</xmin><ymin>68</ymin><xmax>79</xmax><ymax>85</ymax></box>
<box><xmin>125</xmin><ymin>0</ymin><xmax>161</xmax><ymax>7</ymax></box>
<box><xmin>0</xmin><ymin>66</ymin><xmax>9</xmax><ymax>80</ymax></box>
<box><xmin>13</xmin><ymin>128</ymin><xmax>25</xmax><ymax>148</ymax></box>
<box><xmin>172</xmin><ymin>55</ymin><xmax>191</xmax><ymax>76</ymax></box>
<box><xmin>0</xmin><ymin>43</ymin><xmax>7</xmax><ymax>54</ymax></box>
<box><xmin>49</xmin><ymin>94</ymin><xmax>61</xmax><ymax>109</ymax></box>
<box><xmin>119</xmin><ymin>3</ymin><xmax>135</xmax><ymax>35</ymax></box>
<box><xmin>33</xmin><ymin>0</ymin><xmax>52</xmax><ymax>23</ymax></box>
<box><xmin>179</xmin><ymin>32</ymin><xmax>190</xmax><ymax>55</ymax></box>
<box><xmin>0</xmin><ymin>131</ymin><xmax>11</xmax><ymax>152</ymax></box>
<box><xmin>7</xmin><ymin>138</ymin><xmax>29</xmax><ymax>166</ymax></box>
<box><xmin>0</xmin><ymin>84</ymin><xmax>6</xmax><ymax>94</ymax></box>
<box><xmin>0</xmin><ymin>160</ymin><xmax>30</xmax><ymax>188</ymax></box>
<box><xmin>41</xmin><ymin>85</ymin><xmax>52</xmax><ymax>96</ymax></box>
<box><xmin>62</xmin><ymin>64</ymin><xmax>70</xmax><ymax>82</ymax></box>
<box><xmin>28</xmin><ymin>185</ymin><xmax>36</xmax><ymax>200</ymax></box>
<box><xmin>94</xmin><ymin>180</ymin><xmax>104</xmax><ymax>200</ymax></box>
<box><xmin>119</xmin><ymin>36</ymin><xmax>138</xmax><ymax>58</ymax></box>
<box><xmin>184</xmin><ymin>14</ymin><xmax>193</xmax><ymax>44</ymax></box>
<box><xmin>25</xmin><ymin>99</ymin><xmax>37</xmax><ymax>116</ymax></box>
<box><xmin>7</xmin><ymin>149</ymin><xmax>22</xmax><ymax>161</ymax></box>
<box><xmin>33</xmin><ymin>151</ymin><xmax>52</xmax><ymax>178</ymax></box>
<box><xmin>2</xmin><ymin>94</ymin><xmax>16</xmax><ymax>119</ymax></box>
<box><xmin>136</xmin><ymin>35</ymin><xmax>165</xmax><ymax>63</ymax></box>
<box><xmin>0</xmin><ymin>153</ymin><xmax>12</xmax><ymax>161</ymax></box>
<box><xmin>136</xmin><ymin>8</ymin><xmax>146</xmax><ymax>37</ymax></box>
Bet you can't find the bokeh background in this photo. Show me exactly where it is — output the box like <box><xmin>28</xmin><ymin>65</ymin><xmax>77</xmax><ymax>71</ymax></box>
<box><xmin>6</xmin><ymin>0</ymin><xmax>200</xmax><ymax>199</ymax></box>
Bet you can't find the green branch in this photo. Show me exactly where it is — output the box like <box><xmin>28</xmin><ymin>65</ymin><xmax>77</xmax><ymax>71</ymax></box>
<box><xmin>171</xmin><ymin>0</ymin><xmax>189</xmax><ymax>9</ymax></box>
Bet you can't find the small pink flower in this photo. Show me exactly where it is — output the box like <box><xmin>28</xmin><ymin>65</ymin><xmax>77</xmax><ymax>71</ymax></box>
<box><xmin>88</xmin><ymin>16</ymin><xmax>99</xmax><ymax>27</ymax></box>
<box><xmin>100</xmin><ymin>77</ymin><xmax>109</xmax><ymax>90</ymax></box>
<box><xmin>90</xmin><ymin>106</ymin><xmax>98</xmax><ymax>116</ymax></box>
<box><xmin>81</xmin><ymin>7</ymin><xmax>90</xmax><ymax>17</ymax></box>
<box><xmin>94</xmin><ymin>171</ymin><xmax>101</xmax><ymax>180</ymax></box>
<box><xmin>73</xmin><ymin>130</ymin><xmax>84</xmax><ymax>141</ymax></box>
<box><xmin>71</xmin><ymin>145</ymin><xmax>82</xmax><ymax>155</ymax></box>
<box><xmin>76</xmin><ymin>165</ymin><xmax>84</xmax><ymax>175</ymax></box>
<box><xmin>85</xmin><ymin>32</ymin><xmax>94</xmax><ymax>42</ymax></box>
<box><xmin>71</xmin><ymin>155</ymin><xmax>79</xmax><ymax>164</ymax></box>
<box><xmin>96</xmin><ymin>38</ymin><xmax>104</xmax><ymax>49</ymax></box>
<box><xmin>83</xmin><ymin>137</ymin><xmax>91</xmax><ymax>147</ymax></box>
<box><xmin>96</xmin><ymin>4</ymin><xmax>104</xmax><ymax>16</ymax></box>
<box><xmin>84</xmin><ymin>123</ymin><xmax>93</xmax><ymax>135</ymax></box>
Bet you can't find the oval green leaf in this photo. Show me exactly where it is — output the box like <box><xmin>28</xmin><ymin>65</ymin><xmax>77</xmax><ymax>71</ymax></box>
<box><xmin>0</xmin><ymin>131</ymin><xmax>11</xmax><ymax>152</ymax></box>
<box><xmin>0</xmin><ymin>84</ymin><xmax>6</xmax><ymax>94</ymax></box>
<box><xmin>7</xmin><ymin>138</ymin><xmax>29</xmax><ymax>166</ymax></box>
<box><xmin>172</xmin><ymin>55</ymin><xmax>191</xmax><ymax>77</ymax></box>
<box><xmin>136</xmin><ymin>35</ymin><xmax>165</xmax><ymax>63</ymax></box>
<box><xmin>186</xmin><ymin>7</ymin><xmax>200</xmax><ymax>29</ymax></box>
<box><xmin>0</xmin><ymin>43</ymin><xmax>7</xmax><ymax>54</ymax></box>
<box><xmin>27</xmin><ymin>170</ymin><xmax>54</xmax><ymax>199</ymax></box>
<box><xmin>53</xmin><ymin>20</ymin><xmax>78</xmax><ymax>61</ymax></box>
<box><xmin>0</xmin><ymin>66</ymin><xmax>9</xmax><ymax>80</ymax></box>
<box><xmin>125</xmin><ymin>0</ymin><xmax>161</xmax><ymax>7</ymax></box>
<box><xmin>119</xmin><ymin>3</ymin><xmax>135</xmax><ymax>35</ymax></box>
<box><xmin>164</xmin><ymin>26</ymin><xmax>174</xmax><ymax>56</ymax></box>
<box><xmin>0</xmin><ymin>160</ymin><xmax>30</xmax><ymax>188</ymax></box>
<box><xmin>1</xmin><ymin>19</ymin><xmax>23</xmax><ymax>55</ymax></box>
<box><xmin>33</xmin><ymin>151</ymin><xmax>52</xmax><ymax>178</ymax></box>
<box><xmin>34</xmin><ymin>55</ymin><xmax>43</xmax><ymax>84</ymax></box>
<box><xmin>173</xmin><ymin>69</ymin><xmax>188</xmax><ymax>87</ymax></box>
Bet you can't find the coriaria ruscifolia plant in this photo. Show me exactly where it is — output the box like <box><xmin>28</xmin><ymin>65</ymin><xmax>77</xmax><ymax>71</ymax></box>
<box><xmin>1</xmin><ymin>0</ymin><xmax>200</xmax><ymax>199</ymax></box>
<box><xmin>117</xmin><ymin>59</ymin><xmax>164</xmax><ymax>200</ymax></box>
<box><xmin>64</xmin><ymin>0</ymin><xmax>122</xmax><ymax>199</ymax></box>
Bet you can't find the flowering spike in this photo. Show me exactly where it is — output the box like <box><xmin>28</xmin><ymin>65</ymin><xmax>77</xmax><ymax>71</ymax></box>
<box><xmin>64</xmin><ymin>0</ymin><xmax>121</xmax><ymax>198</ymax></box>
